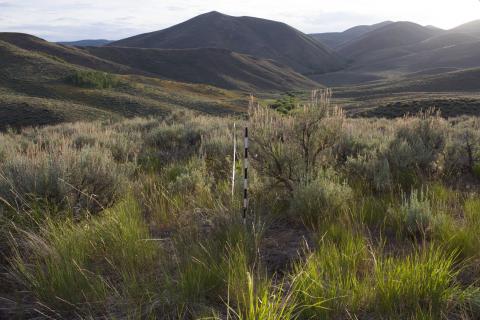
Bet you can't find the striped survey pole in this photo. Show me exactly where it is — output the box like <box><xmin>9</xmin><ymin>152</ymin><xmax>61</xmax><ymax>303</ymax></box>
<box><xmin>231</xmin><ymin>123</ymin><xmax>237</xmax><ymax>202</ymax></box>
<box><xmin>243</xmin><ymin>126</ymin><xmax>249</xmax><ymax>224</ymax></box>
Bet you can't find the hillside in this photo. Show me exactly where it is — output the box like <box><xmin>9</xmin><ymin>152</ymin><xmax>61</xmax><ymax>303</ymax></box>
<box><xmin>368</xmin><ymin>40</ymin><xmax>480</xmax><ymax>74</ymax></box>
<box><xmin>58</xmin><ymin>39</ymin><xmax>112</xmax><ymax>46</ymax></box>
<box><xmin>451</xmin><ymin>20</ymin><xmax>480</xmax><ymax>37</ymax></box>
<box><xmin>338</xmin><ymin>22</ymin><xmax>442</xmax><ymax>59</ymax></box>
<box><xmin>85</xmin><ymin>46</ymin><xmax>318</xmax><ymax>91</ymax></box>
<box><xmin>0</xmin><ymin>32</ymin><xmax>315</xmax><ymax>92</ymax></box>
<box><xmin>344</xmin><ymin>32</ymin><xmax>480</xmax><ymax>71</ymax></box>
<box><xmin>309</xmin><ymin>21</ymin><xmax>393</xmax><ymax>49</ymax></box>
<box><xmin>312</xmin><ymin>20</ymin><xmax>480</xmax><ymax>87</ymax></box>
<box><xmin>344</xmin><ymin>67</ymin><xmax>480</xmax><ymax>94</ymax></box>
<box><xmin>109</xmin><ymin>11</ymin><xmax>345</xmax><ymax>75</ymax></box>
<box><xmin>0</xmin><ymin>33</ymin><xmax>133</xmax><ymax>74</ymax></box>
<box><xmin>0</xmin><ymin>37</ymin><xmax>249</xmax><ymax>129</ymax></box>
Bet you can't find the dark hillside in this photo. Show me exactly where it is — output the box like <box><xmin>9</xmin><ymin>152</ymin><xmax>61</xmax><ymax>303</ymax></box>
<box><xmin>338</xmin><ymin>22</ymin><xmax>442</xmax><ymax>59</ymax></box>
<box><xmin>309</xmin><ymin>21</ymin><xmax>393</xmax><ymax>49</ymax></box>
<box><xmin>109</xmin><ymin>11</ymin><xmax>345</xmax><ymax>74</ymax></box>
<box><xmin>0</xmin><ymin>38</ymin><xmax>247</xmax><ymax>129</ymax></box>
<box><xmin>86</xmin><ymin>46</ymin><xmax>318</xmax><ymax>91</ymax></box>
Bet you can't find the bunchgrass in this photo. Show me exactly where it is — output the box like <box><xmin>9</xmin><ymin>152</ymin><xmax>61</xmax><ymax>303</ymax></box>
<box><xmin>9</xmin><ymin>197</ymin><xmax>159</xmax><ymax>316</ymax></box>
<box><xmin>372</xmin><ymin>246</ymin><xmax>464</xmax><ymax>318</ymax></box>
<box><xmin>292</xmin><ymin>224</ymin><xmax>371</xmax><ymax>318</ymax></box>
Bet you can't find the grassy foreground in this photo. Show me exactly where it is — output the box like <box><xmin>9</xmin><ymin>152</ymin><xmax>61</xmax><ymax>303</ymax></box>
<box><xmin>1</xmin><ymin>91</ymin><xmax>480</xmax><ymax>319</ymax></box>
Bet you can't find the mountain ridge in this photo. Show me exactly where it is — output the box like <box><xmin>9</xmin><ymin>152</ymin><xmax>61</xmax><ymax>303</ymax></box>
<box><xmin>58</xmin><ymin>39</ymin><xmax>112</xmax><ymax>47</ymax></box>
<box><xmin>309</xmin><ymin>21</ymin><xmax>394</xmax><ymax>49</ymax></box>
<box><xmin>109</xmin><ymin>11</ymin><xmax>345</xmax><ymax>75</ymax></box>
<box><xmin>0</xmin><ymin>32</ymin><xmax>316</xmax><ymax>92</ymax></box>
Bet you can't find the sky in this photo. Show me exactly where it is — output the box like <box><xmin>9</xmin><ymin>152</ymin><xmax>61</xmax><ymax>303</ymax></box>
<box><xmin>0</xmin><ymin>0</ymin><xmax>479</xmax><ymax>41</ymax></box>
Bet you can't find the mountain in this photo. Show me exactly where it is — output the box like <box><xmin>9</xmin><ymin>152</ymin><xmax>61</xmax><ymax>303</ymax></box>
<box><xmin>313</xmin><ymin>32</ymin><xmax>480</xmax><ymax>87</ymax></box>
<box><xmin>450</xmin><ymin>20</ymin><xmax>480</xmax><ymax>37</ymax></box>
<box><xmin>342</xmin><ymin>32</ymin><xmax>480</xmax><ymax>70</ymax></box>
<box><xmin>338</xmin><ymin>22</ymin><xmax>442</xmax><ymax>59</ymax></box>
<box><xmin>109</xmin><ymin>11</ymin><xmax>345</xmax><ymax>75</ymax></box>
<box><xmin>85</xmin><ymin>46</ymin><xmax>318</xmax><ymax>91</ymax></box>
<box><xmin>0</xmin><ymin>32</ymin><xmax>315</xmax><ymax>92</ymax></box>
<box><xmin>309</xmin><ymin>21</ymin><xmax>393</xmax><ymax>49</ymax></box>
<box><xmin>58</xmin><ymin>39</ymin><xmax>112</xmax><ymax>47</ymax></box>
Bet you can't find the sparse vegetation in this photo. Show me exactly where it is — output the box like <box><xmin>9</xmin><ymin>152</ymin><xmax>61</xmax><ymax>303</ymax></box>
<box><xmin>1</xmin><ymin>92</ymin><xmax>480</xmax><ymax>319</ymax></box>
<box><xmin>66</xmin><ymin>70</ymin><xmax>122</xmax><ymax>89</ymax></box>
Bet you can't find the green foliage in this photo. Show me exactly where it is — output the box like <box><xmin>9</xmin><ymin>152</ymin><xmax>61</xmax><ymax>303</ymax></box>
<box><xmin>444</xmin><ymin>118</ymin><xmax>480</xmax><ymax>177</ymax></box>
<box><xmin>10</xmin><ymin>198</ymin><xmax>158</xmax><ymax>314</ymax></box>
<box><xmin>0</xmin><ymin>144</ymin><xmax>133</xmax><ymax>215</ymax></box>
<box><xmin>474</xmin><ymin>163</ymin><xmax>480</xmax><ymax>179</ymax></box>
<box><xmin>2</xmin><ymin>101</ymin><xmax>480</xmax><ymax>319</ymax></box>
<box><xmin>66</xmin><ymin>70</ymin><xmax>121</xmax><ymax>89</ymax></box>
<box><xmin>346</xmin><ymin>153</ymin><xmax>392</xmax><ymax>192</ymax></box>
<box><xmin>293</xmin><ymin>227</ymin><xmax>370</xmax><ymax>318</ymax></box>
<box><xmin>249</xmin><ymin>89</ymin><xmax>344</xmax><ymax>195</ymax></box>
<box><xmin>387</xmin><ymin>110</ymin><xmax>447</xmax><ymax>185</ymax></box>
<box><xmin>289</xmin><ymin>175</ymin><xmax>353</xmax><ymax>226</ymax></box>
<box><xmin>146</xmin><ymin>123</ymin><xmax>203</xmax><ymax>160</ymax></box>
<box><xmin>401</xmin><ymin>189</ymin><xmax>434</xmax><ymax>236</ymax></box>
<box><xmin>373</xmin><ymin>247</ymin><xmax>464</xmax><ymax>318</ymax></box>
<box><xmin>269</xmin><ymin>92</ymin><xmax>298</xmax><ymax>114</ymax></box>
<box><xmin>225</xmin><ymin>272</ymin><xmax>299</xmax><ymax>320</ymax></box>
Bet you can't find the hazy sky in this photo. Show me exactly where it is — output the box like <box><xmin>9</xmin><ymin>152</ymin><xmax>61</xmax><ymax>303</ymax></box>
<box><xmin>0</xmin><ymin>0</ymin><xmax>479</xmax><ymax>41</ymax></box>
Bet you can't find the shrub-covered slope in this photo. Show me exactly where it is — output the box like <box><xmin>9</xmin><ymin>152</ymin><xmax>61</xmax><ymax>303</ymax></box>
<box><xmin>1</xmin><ymin>98</ymin><xmax>479</xmax><ymax>319</ymax></box>
<box><xmin>0</xmin><ymin>38</ymin><xmax>247</xmax><ymax>129</ymax></box>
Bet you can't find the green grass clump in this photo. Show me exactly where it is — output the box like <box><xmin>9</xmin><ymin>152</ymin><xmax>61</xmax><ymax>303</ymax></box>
<box><xmin>225</xmin><ymin>272</ymin><xmax>299</xmax><ymax>320</ymax></box>
<box><xmin>292</xmin><ymin>226</ymin><xmax>370</xmax><ymax>318</ymax></box>
<box><xmin>66</xmin><ymin>70</ymin><xmax>121</xmax><ymax>89</ymax></box>
<box><xmin>10</xmin><ymin>197</ymin><xmax>159</xmax><ymax>315</ymax></box>
<box><xmin>373</xmin><ymin>247</ymin><xmax>464</xmax><ymax>318</ymax></box>
<box><xmin>431</xmin><ymin>196</ymin><xmax>480</xmax><ymax>260</ymax></box>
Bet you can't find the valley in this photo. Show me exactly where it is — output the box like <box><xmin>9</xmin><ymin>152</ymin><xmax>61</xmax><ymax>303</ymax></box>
<box><xmin>1</xmin><ymin>9</ymin><xmax>480</xmax><ymax>319</ymax></box>
<box><xmin>1</xmin><ymin>12</ymin><xmax>480</xmax><ymax>130</ymax></box>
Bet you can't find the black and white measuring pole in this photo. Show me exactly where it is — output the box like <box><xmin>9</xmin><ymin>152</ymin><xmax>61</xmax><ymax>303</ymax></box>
<box><xmin>231</xmin><ymin>123</ymin><xmax>236</xmax><ymax>202</ymax></box>
<box><xmin>243</xmin><ymin>127</ymin><xmax>249</xmax><ymax>224</ymax></box>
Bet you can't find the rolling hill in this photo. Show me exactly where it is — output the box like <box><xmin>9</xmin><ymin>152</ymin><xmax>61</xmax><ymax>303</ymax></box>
<box><xmin>109</xmin><ymin>11</ymin><xmax>345</xmax><ymax>75</ymax></box>
<box><xmin>339</xmin><ymin>67</ymin><xmax>480</xmax><ymax>94</ymax></box>
<box><xmin>338</xmin><ymin>22</ymin><xmax>442</xmax><ymax>59</ymax></box>
<box><xmin>0</xmin><ymin>32</ymin><xmax>316</xmax><ymax>92</ymax></box>
<box><xmin>309</xmin><ymin>21</ymin><xmax>393</xmax><ymax>49</ymax></box>
<box><xmin>343</xmin><ymin>32</ymin><xmax>480</xmax><ymax>71</ymax></box>
<box><xmin>58</xmin><ymin>39</ymin><xmax>112</xmax><ymax>47</ymax></box>
<box><xmin>450</xmin><ymin>20</ymin><xmax>480</xmax><ymax>37</ymax></box>
<box><xmin>0</xmin><ymin>33</ymin><xmax>133</xmax><ymax>74</ymax></box>
<box><xmin>3</xmin><ymin>14</ymin><xmax>480</xmax><ymax>127</ymax></box>
<box><xmin>0</xmin><ymin>35</ymin><xmax>252</xmax><ymax>129</ymax></box>
<box><xmin>85</xmin><ymin>46</ymin><xmax>318</xmax><ymax>91</ymax></box>
<box><xmin>311</xmin><ymin>19</ymin><xmax>480</xmax><ymax>87</ymax></box>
